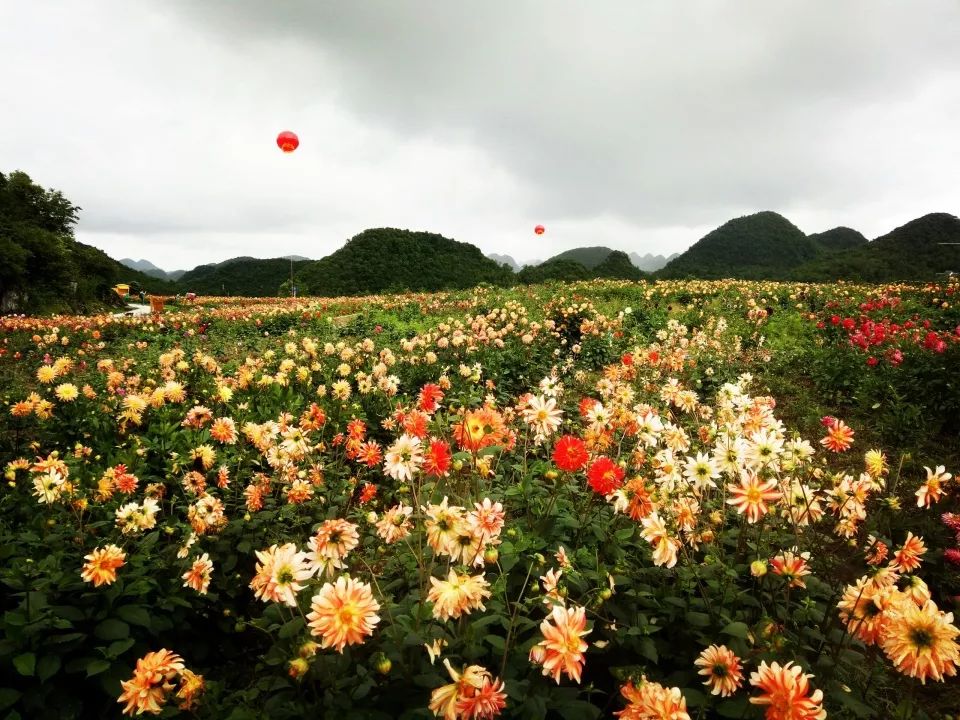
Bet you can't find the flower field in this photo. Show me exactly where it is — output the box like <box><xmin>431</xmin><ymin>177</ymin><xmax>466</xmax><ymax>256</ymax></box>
<box><xmin>1</xmin><ymin>279</ymin><xmax>959</xmax><ymax>719</ymax></box>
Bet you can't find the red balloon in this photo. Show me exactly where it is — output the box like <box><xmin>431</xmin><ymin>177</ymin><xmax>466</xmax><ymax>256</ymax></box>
<box><xmin>534</xmin><ymin>224</ymin><xmax>545</xmax><ymax>235</ymax></box>
<box><xmin>276</xmin><ymin>131</ymin><xmax>299</xmax><ymax>153</ymax></box>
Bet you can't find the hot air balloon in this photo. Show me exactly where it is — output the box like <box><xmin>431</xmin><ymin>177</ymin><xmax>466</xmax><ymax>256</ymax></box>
<box><xmin>276</xmin><ymin>131</ymin><xmax>299</xmax><ymax>153</ymax></box>
<box><xmin>534</xmin><ymin>224</ymin><xmax>545</xmax><ymax>235</ymax></box>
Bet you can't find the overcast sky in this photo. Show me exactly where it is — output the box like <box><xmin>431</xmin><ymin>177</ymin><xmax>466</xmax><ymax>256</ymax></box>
<box><xmin>2</xmin><ymin>1</ymin><xmax>959</xmax><ymax>270</ymax></box>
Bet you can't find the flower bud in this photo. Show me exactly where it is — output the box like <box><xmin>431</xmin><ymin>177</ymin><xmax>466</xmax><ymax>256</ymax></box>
<box><xmin>288</xmin><ymin>658</ymin><xmax>309</xmax><ymax>679</ymax></box>
<box><xmin>483</xmin><ymin>547</ymin><xmax>499</xmax><ymax>565</ymax></box>
<box><xmin>750</xmin><ymin>560</ymin><xmax>768</xmax><ymax>577</ymax></box>
<box><xmin>299</xmin><ymin>641</ymin><xmax>320</xmax><ymax>658</ymax></box>
<box><xmin>374</xmin><ymin>653</ymin><xmax>392</xmax><ymax>675</ymax></box>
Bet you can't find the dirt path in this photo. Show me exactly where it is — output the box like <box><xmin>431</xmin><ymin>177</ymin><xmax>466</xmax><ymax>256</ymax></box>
<box><xmin>112</xmin><ymin>303</ymin><xmax>152</xmax><ymax>317</ymax></box>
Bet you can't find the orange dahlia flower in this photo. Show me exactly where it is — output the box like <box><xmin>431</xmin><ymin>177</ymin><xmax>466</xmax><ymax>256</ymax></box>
<box><xmin>881</xmin><ymin>599</ymin><xmax>960</xmax><ymax>683</ymax></box>
<box><xmin>727</xmin><ymin>472</ymin><xmax>781</xmax><ymax>523</ymax></box>
<box><xmin>117</xmin><ymin>649</ymin><xmax>186</xmax><ymax>716</ymax></box>
<box><xmin>81</xmin><ymin>544</ymin><xmax>126</xmax><ymax>587</ymax></box>
<box><xmin>748</xmin><ymin>661</ymin><xmax>825</xmax><ymax>720</ymax></box>
<box><xmin>307</xmin><ymin>575</ymin><xmax>381</xmax><ymax>653</ymax></box>
<box><xmin>531</xmin><ymin>604</ymin><xmax>591</xmax><ymax>684</ymax></box>
<box><xmin>694</xmin><ymin>644</ymin><xmax>744</xmax><ymax>697</ymax></box>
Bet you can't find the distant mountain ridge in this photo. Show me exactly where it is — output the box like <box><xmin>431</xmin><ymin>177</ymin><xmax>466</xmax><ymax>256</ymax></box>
<box><xmin>119</xmin><ymin>258</ymin><xmax>186</xmax><ymax>281</ymax></box>
<box><xmin>629</xmin><ymin>252</ymin><xmax>679</xmax><ymax>272</ymax></box>
<box><xmin>486</xmin><ymin>253</ymin><xmax>520</xmax><ymax>271</ymax></box>
<box><xmin>9</xmin><ymin>167</ymin><xmax>960</xmax><ymax>311</ymax></box>
<box><xmin>541</xmin><ymin>247</ymin><xmax>677</xmax><ymax>272</ymax></box>
<box><xmin>96</xmin><ymin>212</ymin><xmax>960</xmax><ymax>294</ymax></box>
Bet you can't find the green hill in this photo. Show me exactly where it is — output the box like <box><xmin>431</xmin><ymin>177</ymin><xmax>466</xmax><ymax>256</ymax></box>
<box><xmin>517</xmin><ymin>259</ymin><xmax>591</xmax><ymax>284</ymax></box>
<box><xmin>546</xmin><ymin>246</ymin><xmax>617</xmax><ymax>269</ymax></box>
<box><xmin>0</xmin><ymin>170</ymin><xmax>174</xmax><ymax>313</ymax></box>
<box><xmin>793</xmin><ymin>213</ymin><xmax>960</xmax><ymax>282</ymax></box>
<box><xmin>658</xmin><ymin>211</ymin><xmax>818</xmax><ymax>279</ymax></box>
<box><xmin>295</xmin><ymin>228</ymin><xmax>514</xmax><ymax>296</ymax></box>
<box><xmin>807</xmin><ymin>227</ymin><xmax>868</xmax><ymax>252</ymax></box>
<box><xmin>517</xmin><ymin>250</ymin><xmax>644</xmax><ymax>284</ymax></box>
<box><xmin>594</xmin><ymin>250</ymin><xmax>644</xmax><ymax>280</ymax></box>
<box><xmin>177</xmin><ymin>257</ymin><xmax>312</xmax><ymax>296</ymax></box>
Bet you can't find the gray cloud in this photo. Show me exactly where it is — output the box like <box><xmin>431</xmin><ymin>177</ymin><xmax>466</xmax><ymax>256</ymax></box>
<box><xmin>2</xmin><ymin>1</ymin><xmax>958</xmax><ymax>269</ymax></box>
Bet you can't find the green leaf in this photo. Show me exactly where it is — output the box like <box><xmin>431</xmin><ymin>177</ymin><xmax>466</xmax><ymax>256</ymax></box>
<box><xmin>833</xmin><ymin>690</ymin><xmax>875</xmax><ymax>718</ymax></box>
<box><xmin>106</xmin><ymin>638</ymin><xmax>136</xmax><ymax>658</ymax></box>
<box><xmin>86</xmin><ymin>659</ymin><xmax>111</xmax><ymax>677</ymax></box>
<box><xmin>681</xmin><ymin>687</ymin><xmax>708</xmax><ymax>707</ymax></box>
<box><xmin>115</xmin><ymin>606</ymin><xmax>151</xmax><ymax>629</ymax></box>
<box><xmin>548</xmin><ymin>700</ymin><xmax>600</xmax><ymax>720</ymax></box>
<box><xmin>0</xmin><ymin>688</ymin><xmax>22</xmax><ymax>711</ymax></box>
<box><xmin>352</xmin><ymin>679</ymin><xmax>373</xmax><ymax>700</ymax></box>
<box><xmin>469</xmin><ymin>614</ymin><xmax>505</xmax><ymax>631</ymax></box>
<box><xmin>47</xmin><ymin>632</ymin><xmax>86</xmax><ymax>645</ymax></box>
<box><xmin>721</xmin><ymin>621</ymin><xmax>749</xmax><ymax>638</ymax></box>
<box><xmin>716</xmin><ymin>696</ymin><xmax>751</xmax><ymax>718</ymax></box>
<box><xmin>278</xmin><ymin>617</ymin><xmax>305</xmax><ymax>639</ymax></box>
<box><xmin>639</xmin><ymin>637</ymin><xmax>658</xmax><ymax>663</ymax></box>
<box><xmin>685</xmin><ymin>611</ymin><xmax>711</xmax><ymax>628</ymax></box>
<box><xmin>37</xmin><ymin>655</ymin><xmax>61</xmax><ymax>682</ymax></box>
<box><xmin>94</xmin><ymin>619</ymin><xmax>130</xmax><ymax>641</ymax></box>
<box><xmin>484</xmin><ymin>634</ymin><xmax>505</xmax><ymax>651</ymax></box>
<box><xmin>13</xmin><ymin>653</ymin><xmax>35</xmax><ymax>676</ymax></box>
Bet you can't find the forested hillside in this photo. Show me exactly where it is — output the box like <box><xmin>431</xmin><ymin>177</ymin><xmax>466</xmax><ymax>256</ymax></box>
<box><xmin>0</xmin><ymin>171</ymin><xmax>174</xmax><ymax>313</ymax></box>
<box><xmin>295</xmin><ymin>228</ymin><xmax>514</xmax><ymax>296</ymax></box>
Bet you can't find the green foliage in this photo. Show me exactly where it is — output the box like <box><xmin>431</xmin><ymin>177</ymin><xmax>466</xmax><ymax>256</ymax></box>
<box><xmin>295</xmin><ymin>228</ymin><xmax>514</xmax><ymax>296</ymax></box>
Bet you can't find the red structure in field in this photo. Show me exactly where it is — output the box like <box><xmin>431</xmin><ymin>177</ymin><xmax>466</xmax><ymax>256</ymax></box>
<box><xmin>534</xmin><ymin>224</ymin><xmax>545</xmax><ymax>235</ymax></box>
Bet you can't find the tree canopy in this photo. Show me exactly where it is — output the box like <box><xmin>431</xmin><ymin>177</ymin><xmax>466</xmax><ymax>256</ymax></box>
<box><xmin>0</xmin><ymin>171</ymin><xmax>172</xmax><ymax>313</ymax></box>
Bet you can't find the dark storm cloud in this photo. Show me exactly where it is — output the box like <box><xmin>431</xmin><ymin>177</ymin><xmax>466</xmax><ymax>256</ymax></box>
<box><xmin>168</xmin><ymin>0</ymin><xmax>960</xmax><ymax>226</ymax></box>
